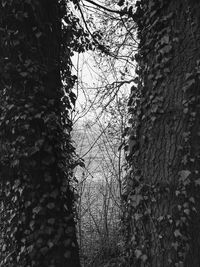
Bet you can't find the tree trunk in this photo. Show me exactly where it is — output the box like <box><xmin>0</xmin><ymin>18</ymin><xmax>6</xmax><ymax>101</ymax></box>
<box><xmin>0</xmin><ymin>0</ymin><xmax>80</xmax><ymax>266</ymax></box>
<box><xmin>125</xmin><ymin>0</ymin><xmax>200</xmax><ymax>266</ymax></box>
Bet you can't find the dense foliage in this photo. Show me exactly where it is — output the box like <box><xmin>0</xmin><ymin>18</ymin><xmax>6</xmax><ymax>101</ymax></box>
<box><xmin>0</xmin><ymin>0</ymin><xmax>88</xmax><ymax>266</ymax></box>
<box><xmin>124</xmin><ymin>0</ymin><xmax>200</xmax><ymax>266</ymax></box>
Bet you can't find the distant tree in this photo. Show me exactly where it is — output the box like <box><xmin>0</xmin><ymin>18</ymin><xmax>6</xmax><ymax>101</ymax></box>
<box><xmin>125</xmin><ymin>0</ymin><xmax>200</xmax><ymax>266</ymax></box>
<box><xmin>73</xmin><ymin>94</ymin><xmax>129</xmax><ymax>267</ymax></box>
<box><xmin>71</xmin><ymin>0</ymin><xmax>137</xmax><ymax>118</ymax></box>
<box><xmin>0</xmin><ymin>0</ymin><xmax>81</xmax><ymax>266</ymax></box>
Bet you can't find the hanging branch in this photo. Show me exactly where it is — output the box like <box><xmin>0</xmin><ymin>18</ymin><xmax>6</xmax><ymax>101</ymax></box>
<box><xmin>83</xmin><ymin>0</ymin><xmax>122</xmax><ymax>15</ymax></box>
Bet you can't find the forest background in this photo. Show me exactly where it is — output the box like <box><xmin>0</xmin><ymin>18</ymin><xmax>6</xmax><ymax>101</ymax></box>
<box><xmin>71</xmin><ymin>1</ymin><xmax>137</xmax><ymax>266</ymax></box>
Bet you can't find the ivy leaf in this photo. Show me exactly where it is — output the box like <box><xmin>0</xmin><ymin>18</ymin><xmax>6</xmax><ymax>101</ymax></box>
<box><xmin>69</xmin><ymin>91</ymin><xmax>76</xmax><ymax>106</ymax></box>
<box><xmin>27</xmin><ymin>245</ymin><xmax>33</xmax><ymax>253</ymax></box>
<box><xmin>47</xmin><ymin>202</ymin><xmax>55</xmax><ymax>209</ymax></box>
<box><xmin>161</xmin><ymin>35</ymin><xmax>169</xmax><ymax>45</ymax></box>
<box><xmin>33</xmin><ymin>206</ymin><xmax>42</xmax><ymax>214</ymax></box>
<box><xmin>40</xmin><ymin>247</ymin><xmax>48</xmax><ymax>255</ymax></box>
<box><xmin>183</xmin><ymin>79</ymin><xmax>195</xmax><ymax>92</ymax></box>
<box><xmin>2</xmin><ymin>0</ymin><xmax>6</xmax><ymax>7</ymax></box>
<box><xmin>50</xmin><ymin>189</ymin><xmax>59</xmax><ymax>199</ymax></box>
<box><xmin>64</xmin><ymin>251</ymin><xmax>71</xmax><ymax>259</ymax></box>
<box><xmin>172</xmin><ymin>242</ymin><xmax>179</xmax><ymax>250</ymax></box>
<box><xmin>29</xmin><ymin>220</ymin><xmax>35</xmax><ymax>230</ymax></box>
<box><xmin>189</xmin><ymin>197</ymin><xmax>195</xmax><ymax>203</ymax></box>
<box><xmin>179</xmin><ymin>170</ymin><xmax>191</xmax><ymax>183</ymax></box>
<box><xmin>47</xmin><ymin>241</ymin><xmax>54</xmax><ymax>248</ymax></box>
<box><xmin>35</xmin><ymin>32</ymin><xmax>42</xmax><ymax>38</ymax></box>
<box><xmin>135</xmin><ymin>249</ymin><xmax>142</xmax><ymax>258</ymax></box>
<box><xmin>185</xmin><ymin>72</ymin><xmax>193</xmax><ymax>80</ymax></box>
<box><xmin>174</xmin><ymin>229</ymin><xmax>181</xmax><ymax>237</ymax></box>
<box><xmin>184</xmin><ymin>209</ymin><xmax>190</xmax><ymax>215</ymax></box>
<box><xmin>160</xmin><ymin>45</ymin><xmax>172</xmax><ymax>55</ymax></box>
<box><xmin>134</xmin><ymin>213</ymin><xmax>142</xmax><ymax>221</ymax></box>
<box><xmin>131</xmin><ymin>194</ymin><xmax>143</xmax><ymax>208</ymax></box>
<box><xmin>11</xmin><ymin>159</ymin><xmax>19</xmax><ymax>167</ymax></box>
<box><xmin>13</xmin><ymin>39</ymin><xmax>20</xmax><ymax>46</ymax></box>
<box><xmin>129</xmin><ymin>139</ymin><xmax>136</xmax><ymax>153</ymax></box>
<box><xmin>118</xmin><ymin>0</ymin><xmax>125</xmax><ymax>6</ymax></box>
<box><xmin>141</xmin><ymin>254</ymin><xmax>148</xmax><ymax>262</ymax></box>
<box><xmin>2</xmin><ymin>244</ymin><xmax>7</xmax><ymax>252</ymax></box>
<box><xmin>25</xmin><ymin>201</ymin><xmax>31</xmax><ymax>208</ymax></box>
<box><xmin>20</xmin><ymin>72</ymin><xmax>28</xmax><ymax>77</ymax></box>
<box><xmin>48</xmin><ymin>218</ymin><xmax>55</xmax><ymax>225</ymax></box>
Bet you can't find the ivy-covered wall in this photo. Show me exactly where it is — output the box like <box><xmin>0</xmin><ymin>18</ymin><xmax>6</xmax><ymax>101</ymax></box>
<box><xmin>0</xmin><ymin>0</ymin><xmax>81</xmax><ymax>266</ymax></box>
<box><xmin>125</xmin><ymin>0</ymin><xmax>200</xmax><ymax>266</ymax></box>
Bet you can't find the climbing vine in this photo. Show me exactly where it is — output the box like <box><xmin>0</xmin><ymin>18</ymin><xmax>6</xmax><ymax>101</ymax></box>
<box><xmin>0</xmin><ymin>0</ymin><xmax>90</xmax><ymax>266</ymax></box>
<box><xmin>124</xmin><ymin>0</ymin><xmax>200</xmax><ymax>266</ymax></box>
